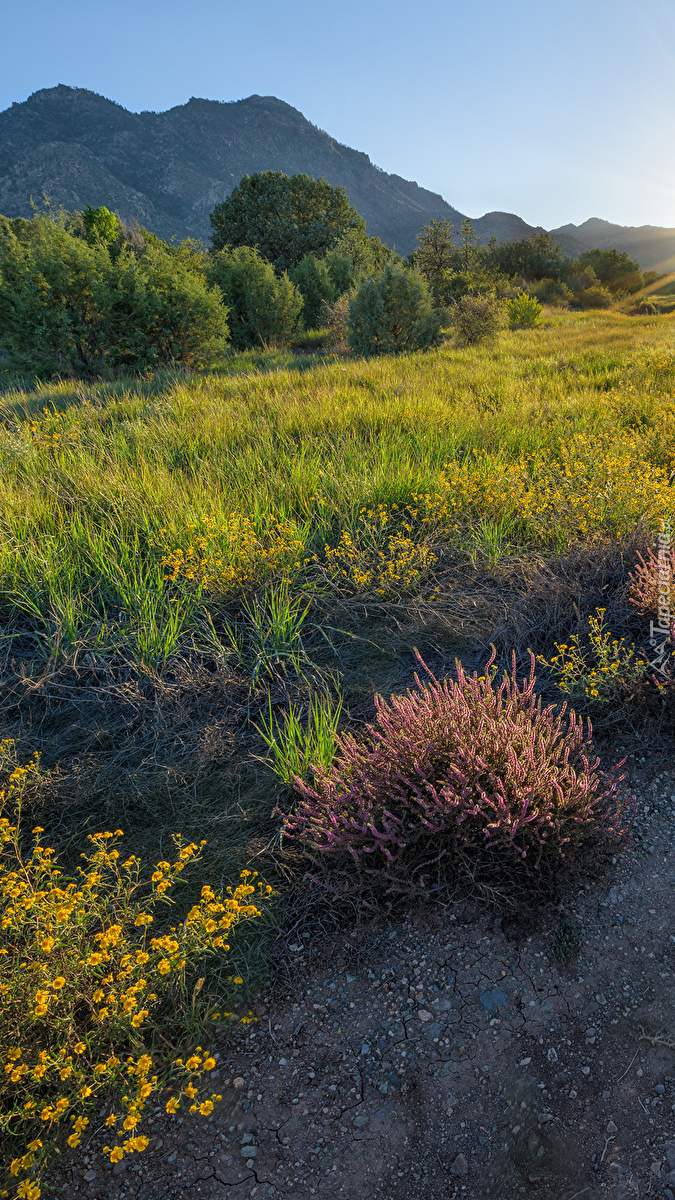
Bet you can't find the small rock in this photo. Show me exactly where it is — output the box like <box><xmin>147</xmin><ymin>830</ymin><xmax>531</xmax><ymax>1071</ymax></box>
<box><xmin>581</xmin><ymin>1066</ymin><xmax>591</xmax><ymax>1076</ymax></box>
<box><xmin>450</xmin><ymin>1153</ymin><xmax>469</xmax><ymax>1177</ymax></box>
<box><xmin>655</xmin><ymin>1083</ymin><xmax>665</xmax><ymax>1095</ymax></box>
<box><xmin>585</xmin><ymin>1028</ymin><xmax>596</xmax><ymax>1038</ymax></box>
<box><xmin>417</xmin><ymin>1010</ymin><xmax>432</xmax><ymax>1022</ymax></box>
<box><xmin>650</xmin><ymin>1161</ymin><xmax>662</xmax><ymax>1177</ymax></box>
<box><xmin>606</xmin><ymin>1120</ymin><xmax>618</xmax><ymax>1134</ymax></box>
<box><xmin>547</xmin><ymin>1047</ymin><xmax>558</xmax><ymax>1063</ymax></box>
<box><xmin>361</xmin><ymin>1043</ymin><xmax>371</xmax><ymax>1055</ymax></box>
<box><xmin>153</xmin><ymin>1138</ymin><xmax>163</xmax><ymax>1151</ymax></box>
<box><xmin>233</xmin><ymin>1077</ymin><xmax>245</xmax><ymax>1090</ymax></box>
<box><xmin>241</xmin><ymin>1146</ymin><xmax>258</xmax><ymax>1157</ymax></box>
<box><xmin>352</xmin><ymin>1114</ymin><xmax>368</xmax><ymax>1128</ymax></box>
<box><xmin>84</xmin><ymin>1170</ymin><xmax>96</xmax><ymax>1183</ymax></box>
<box><xmin>518</xmin><ymin>1057</ymin><xmax>531</xmax><ymax>1067</ymax></box>
<box><xmin>664</xmin><ymin>1189</ymin><xmax>674</xmax><ymax>1200</ymax></box>
<box><xmin>666</xmin><ymin>1143</ymin><xmax>675</xmax><ymax>1170</ymax></box>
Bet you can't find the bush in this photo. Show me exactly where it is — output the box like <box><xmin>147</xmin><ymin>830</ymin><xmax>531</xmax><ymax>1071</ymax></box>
<box><xmin>0</xmin><ymin>215</ymin><xmax>229</xmax><ymax>376</ymax></box>
<box><xmin>452</xmin><ymin>294</ymin><xmax>501</xmax><ymax>344</ymax></box>
<box><xmin>529</xmin><ymin>278</ymin><xmax>573</xmax><ymax>307</ymax></box>
<box><xmin>320</xmin><ymin>292</ymin><xmax>351</xmax><ymax>353</ymax></box>
<box><xmin>280</xmin><ymin>650</ymin><xmax>631</xmax><ymax>897</ymax></box>
<box><xmin>207</xmin><ymin>245</ymin><xmax>303</xmax><ymax>349</ymax></box>
<box><xmin>347</xmin><ymin>264</ymin><xmax>442</xmax><ymax>356</ymax></box>
<box><xmin>0</xmin><ymin>741</ymin><xmax>269</xmax><ymax>1197</ymax></box>
<box><xmin>289</xmin><ymin>253</ymin><xmax>336</xmax><ymax>329</ymax></box>
<box><xmin>577</xmin><ymin>285</ymin><xmax>613</xmax><ymax>310</ymax></box>
<box><xmin>506</xmin><ymin>292</ymin><xmax>544</xmax><ymax>328</ymax></box>
<box><xmin>104</xmin><ymin>242</ymin><xmax>230</xmax><ymax>370</ymax></box>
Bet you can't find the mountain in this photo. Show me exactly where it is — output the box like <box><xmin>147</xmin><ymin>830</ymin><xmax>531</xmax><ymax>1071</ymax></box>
<box><xmin>550</xmin><ymin>218</ymin><xmax>675</xmax><ymax>274</ymax></box>
<box><xmin>0</xmin><ymin>86</ymin><xmax>468</xmax><ymax>254</ymax></box>
<box><xmin>1</xmin><ymin>86</ymin><xmax>673</xmax><ymax>268</ymax></box>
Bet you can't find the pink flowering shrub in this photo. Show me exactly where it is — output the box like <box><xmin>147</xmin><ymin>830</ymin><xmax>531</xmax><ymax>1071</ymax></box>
<box><xmin>627</xmin><ymin>544</ymin><xmax>675</xmax><ymax>617</ymax></box>
<box><xmin>279</xmin><ymin>650</ymin><xmax>632</xmax><ymax>895</ymax></box>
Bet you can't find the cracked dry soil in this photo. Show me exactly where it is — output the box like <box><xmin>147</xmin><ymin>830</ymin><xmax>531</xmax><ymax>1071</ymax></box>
<box><xmin>50</xmin><ymin>759</ymin><xmax>675</xmax><ymax>1200</ymax></box>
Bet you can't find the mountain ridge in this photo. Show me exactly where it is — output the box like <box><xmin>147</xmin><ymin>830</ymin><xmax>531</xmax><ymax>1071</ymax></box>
<box><xmin>1</xmin><ymin>86</ymin><xmax>674</xmax><ymax>269</ymax></box>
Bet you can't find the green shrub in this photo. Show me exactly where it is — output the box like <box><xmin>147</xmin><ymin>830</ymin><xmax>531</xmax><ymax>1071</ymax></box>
<box><xmin>506</xmin><ymin>292</ymin><xmax>544</xmax><ymax>328</ymax></box>
<box><xmin>577</xmin><ymin>285</ymin><xmax>613</xmax><ymax>310</ymax></box>
<box><xmin>207</xmin><ymin>245</ymin><xmax>303</xmax><ymax>349</ymax></box>
<box><xmin>453</xmin><ymin>294</ymin><xmax>501</xmax><ymax>344</ymax></box>
<box><xmin>104</xmin><ymin>243</ymin><xmax>230</xmax><ymax>370</ymax></box>
<box><xmin>530</xmin><ymin>278</ymin><xmax>573</xmax><ymax>306</ymax></box>
<box><xmin>0</xmin><ymin>215</ymin><xmax>229</xmax><ymax>376</ymax></box>
<box><xmin>347</xmin><ymin>264</ymin><xmax>442</xmax><ymax>356</ymax></box>
<box><xmin>289</xmin><ymin>253</ymin><xmax>336</xmax><ymax>329</ymax></box>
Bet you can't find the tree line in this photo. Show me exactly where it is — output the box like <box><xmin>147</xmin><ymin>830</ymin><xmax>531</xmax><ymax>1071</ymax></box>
<box><xmin>0</xmin><ymin>171</ymin><xmax>654</xmax><ymax>377</ymax></box>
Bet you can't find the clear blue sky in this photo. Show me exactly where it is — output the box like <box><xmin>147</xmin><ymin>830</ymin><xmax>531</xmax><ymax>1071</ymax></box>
<box><xmin>3</xmin><ymin>0</ymin><xmax>675</xmax><ymax>229</ymax></box>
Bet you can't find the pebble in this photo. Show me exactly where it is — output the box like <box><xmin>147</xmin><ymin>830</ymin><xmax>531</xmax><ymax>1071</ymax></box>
<box><xmin>606</xmin><ymin>1120</ymin><xmax>618</xmax><ymax>1134</ymax></box>
<box><xmin>450</xmin><ymin>1153</ymin><xmax>469</xmax><ymax>1177</ymax></box>
<box><xmin>233</xmin><ymin>1077</ymin><xmax>245</xmax><ymax>1090</ymax></box>
<box><xmin>83</xmin><ymin>1170</ymin><xmax>96</xmax><ymax>1182</ymax></box>
<box><xmin>655</xmin><ymin>1083</ymin><xmax>665</xmax><ymax>1094</ymax></box>
<box><xmin>352</xmin><ymin>1114</ymin><xmax>368</xmax><ymax>1128</ymax></box>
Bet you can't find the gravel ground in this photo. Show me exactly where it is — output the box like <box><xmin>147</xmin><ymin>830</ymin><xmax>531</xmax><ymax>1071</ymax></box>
<box><xmin>48</xmin><ymin>757</ymin><xmax>675</xmax><ymax>1200</ymax></box>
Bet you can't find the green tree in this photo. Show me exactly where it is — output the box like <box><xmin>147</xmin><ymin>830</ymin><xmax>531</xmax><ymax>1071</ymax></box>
<box><xmin>324</xmin><ymin>230</ymin><xmax>394</xmax><ymax>294</ymax></box>
<box><xmin>347</xmin><ymin>264</ymin><xmax>442</xmax><ymax>356</ymax></box>
<box><xmin>409</xmin><ymin>220</ymin><xmax>459</xmax><ymax>306</ymax></box>
<box><xmin>577</xmin><ymin>249</ymin><xmax>642</xmax><ymax>294</ymax></box>
<box><xmin>207</xmin><ymin>245</ymin><xmax>303</xmax><ymax>348</ymax></box>
<box><xmin>487</xmin><ymin>231</ymin><xmax>568</xmax><ymax>281</ymax></box>
<box><xmin>82</xmin><ymin>205</ymin><xmax>120</xmax><ymax>247</ymax></box>
<box><xmin>209</xmin><ymin>172</ymin><xmax>366</xmax><ymax>273</ymax></box>
<box><xmin>289</xmin><ymin>253</ymin><xmax>336</xmax><ymax>328</ymax></box>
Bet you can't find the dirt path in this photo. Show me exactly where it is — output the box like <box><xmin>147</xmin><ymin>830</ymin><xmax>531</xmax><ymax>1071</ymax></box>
<box><xmin>49</xmin><ymin>759</ymin><xmax>675</xmax><ymax>1200</ymax></box>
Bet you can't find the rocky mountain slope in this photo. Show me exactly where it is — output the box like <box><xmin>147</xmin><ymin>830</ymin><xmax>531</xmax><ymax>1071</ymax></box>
<box><xmin>1</xmin><ymin>86</ymin><xmax>673</xmax><ymax>266</ymax></box>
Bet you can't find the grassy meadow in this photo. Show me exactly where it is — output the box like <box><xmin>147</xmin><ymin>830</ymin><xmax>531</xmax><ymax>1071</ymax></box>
<box><xmin>1</xmin><ymin>309</ymin><xmax>675</xmax><ymax>665</ymax></box>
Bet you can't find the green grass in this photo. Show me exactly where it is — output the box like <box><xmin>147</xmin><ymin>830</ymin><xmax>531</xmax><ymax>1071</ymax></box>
<box><xmin>1</xmin><ymin>310</ymin><xmax>674</xmax><ymax>668</ymax></box>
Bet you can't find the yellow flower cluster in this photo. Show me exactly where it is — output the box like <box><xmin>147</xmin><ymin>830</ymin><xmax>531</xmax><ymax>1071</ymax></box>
<box><xmin>538</xmin><ymin>608</ymin><xmax>648</xmax><ymax>703</ymax></box>
<box><xmin>152</xmin><ymin>514</ymin><xmax>306</xmax><ymax>597</ymax></box>
<box><xmin>26</xmin><ymin>409</ymin><xmax>82</xmax><ymax>453</ymax></box>
<box><xmin>324</xmin><ymin>502</ymin><xmax>438</xmax><ymax>596</ymax></box>
<box><xmin>0</xmin><ymin>742</ymin><xmax>271</xmax><ymax>1198</ymax></box>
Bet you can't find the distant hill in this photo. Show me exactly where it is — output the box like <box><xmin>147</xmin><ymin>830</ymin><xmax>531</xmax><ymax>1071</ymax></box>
<box><xmin>1</xmin><ymin>86</ymin><xmax>673</xmax><ymax>267</ymax></box>
<box><xmin>550</xmin><ymin>218</ymin><xmax>675</xmax><ymax>273</ymax></box>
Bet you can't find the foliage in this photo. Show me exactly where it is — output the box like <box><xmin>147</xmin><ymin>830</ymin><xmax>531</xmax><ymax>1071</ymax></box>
<box><xmin>452</xmin><ymin>293</ymin><xmax>501</xmax><ymax>343</ymax></box>
<box><xmin>280</xmin><ymin>649</ymin><xmax>632</xmax><ymax>896</ymax></box>
<box><xmin>0</xmin><ymin>215</ymin><xmax>229</xmax><ymax>376</ymax></box>
<box><xmin>0</xmin><ymin>741</ymin><xmax>269</xmax><ymax>1198</ymax></box>
<box><xmin>104</xmin><ymin>243</ymin><xmax>230</xmax><ymax>370</ymax></box>
<box><xmin>207</xmin><ymin>245</ymin><xmax>302</xmax><ymax>349</ymax></box>
<box><xmin>320</xmin><ymin>291</ymin><xmax>351</xmax><ymax>352</ymax></box>
<box><xmin>324</xmin><ymin>230</ymin><xmax>394</xmax><ymax>295</ymax></box>
<box><xmin>576</xmin><ymin>285</ymin><xmax>613</xmax><ymax>310</ymax></box>
<box><xmin>487</xmin><ymin>231</ymin><xmax>568</xmax><ymax>281</ymax></box>
<box><xmin>578</xmin><ymin>249</ymin><xmax>642</xmax><ymax>295</ymax></box>
<box><xmin>81</xmin><ymin>206</ymin><xmax>119</xmax><ymax>247</ymax></box>
<box><xmin>506</xmin><ymin>293</ymin><xmax>543</xmax><ymax>328</ymax></box>
<box><xmin>529</xmin><ymin>278</ymin><xmax>573</xmax><ymax>306</ymax></box>
<box><xmin>347</xmin><ymin>264</ymin><xmax>442</xmax><ymax>356</ymax></box>
<box><xmin>209</xmin><ymin>172</ymin><xmax>365</xmax><ymax>272</ymax></box>
<box><xmin>409</xmin><ymin>219</ymin><xmax>459</xmax><ymax>307</ymax></box>
<box><xmin>538</xmin><ymin>607</ymin><xmax>648</xmax><ymax>703</ymax></box>
<box><xmin>257</xmin><ymin>692</ymin><xmax>343</xmax><ymax>787</ymax></box>
<box><xmin>289</xmin><ymin>254</ymin><xmax>336</xmax><ymax>329</ymax></box>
